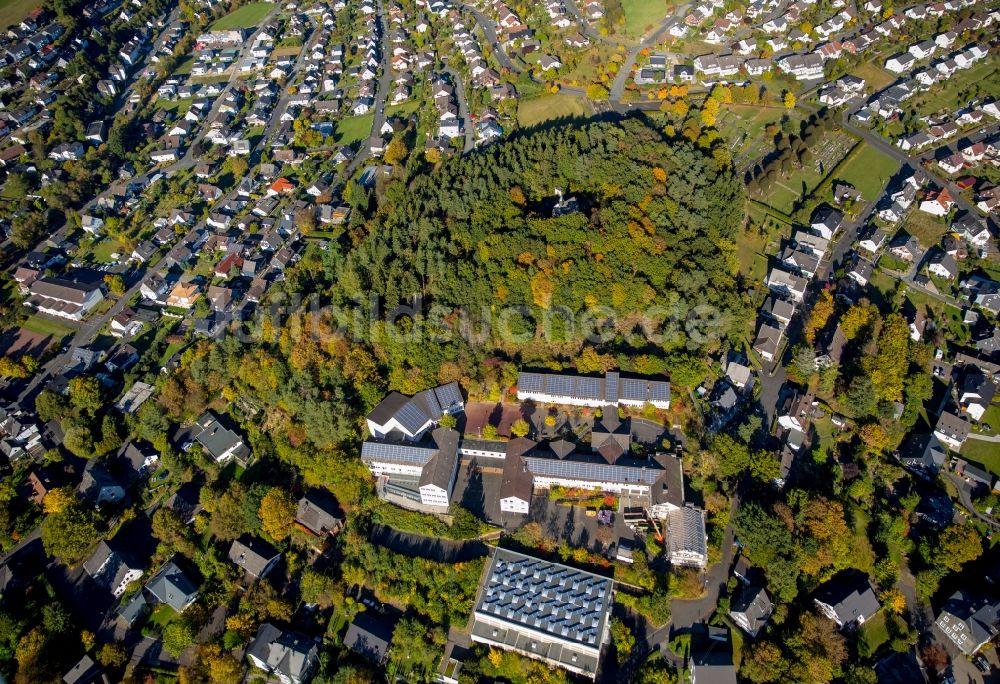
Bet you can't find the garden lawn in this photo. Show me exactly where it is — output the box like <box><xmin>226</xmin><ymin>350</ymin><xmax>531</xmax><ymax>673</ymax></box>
<box><xmin>335</xmin><ymin>114</ymin><xmax>373</xmax><ymax>145</ymax></box>
<box><xmin>913</xmin><ymin>58</ymin><xmax>1000</xmax><ymax>116</ymax></box>
<box><xmin>622</xmin><ymin>0</ymin><xmax>669</xmax><ymax>37</ymax></box>
<box><xmin>904</xmin><ymin>211</ymin><xmax>949</xmax><ymax>248</ymax></box>
<box><xmin>973</xmin><ymin>403</ymin><xmax>1000</xmax><ymax>434</ymax></box>
<box><xmin>735</xmin><ymin>227</ymin><xmax>768</xmax><ymax>282</ymax></box>
<box><xmin>209</xmin><ymin>2</ymin><xmax>274</xmax><ymax>30</ymax></box>
<box><xmin>148</xmin><ymin>604</ymin><xmax>177</xmax><ymax>630</ymax></box>
<box><xmin>517</xmin><ymin>94</ymin><xmax>591</xmax><ymax>128</ymax></box>
<box><xmin>850</xmin><ymin>60</ymin><xmax>897</xmax><ymax>91</ymax></box>
<box><xmin>0</xmin><ymin>0</ymin><xmax>40</xmax><ymax>30</ymax></box>
<box><xmin>961</xmin><ymin>438</ymin><xmax>1000</xmax><ymax>476</ymax></box>
<box><xmin>858</xmin><ymin>612</ymin><xmax>889</xmax><ymax>658</ymax></box>
<box><xmin>834</xmin><ymin>142</ymin><xmax>899</xmax><ymax>201</ymax></box>
<box><xmin>21</xmin><ymin>315</ymin><xmax>74</xmax><ymax>340</ymax></box>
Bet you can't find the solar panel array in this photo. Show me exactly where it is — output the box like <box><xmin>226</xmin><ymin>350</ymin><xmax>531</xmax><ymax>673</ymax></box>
<box><xmin>518</xmin><ymin>373</ymin><xmax>546</xmax><ymax>393</ymax></box>
<box><xmin>361</xmin><ymin>440</ymin><xmax>437</xmax><ymax>466</ymax></box>
<box><xmin>604</xmin><ymin>372</ymin><xmax>618</xmax><ymax>403</ymax></box>
<box><xmin>478</xmin><ymin>550</ymin><xmax>612</xmax><ymax>647</ymax></box>
<box><xmin>524</xmin><ymin>457</ymin><xmax>663</xmax><ymax>485</ymax></box>
<box><xmin>433</xmin><ymin>382</ymin><xmax>463</xmax><ymax>410</ymax></box>
<box><xmin>392</xmin><ymin>401</ymin><xmax>433</xmax><ymax>434</ymax></box>
<box><xmin>619</xmin><ymin>378</ymin><xmax>647</xmax><ymax>402</ymax></box>
<box><xmin>518</xmin><ymin>371</ymin><xmax>669</xmax><ymax>405</ymax></box>
<box><xmin>649</xmin><ymin>381</ymin><xmax>671</xmax><ymax>403</ymax></box>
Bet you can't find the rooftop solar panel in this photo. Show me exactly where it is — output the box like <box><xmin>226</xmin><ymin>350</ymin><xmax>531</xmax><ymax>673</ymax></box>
<box><xmin>518</xmin><ymin>373</ymin><xmax>545</xmax><ymax>392</ymax></box>
<box><xmin>605</xmin><ymin>372</ymin><xmax>619</xmax><ymax>402</ymax></box>
<box><xmin>576</xmin><ymin>377</ymin><xmax>602</xmax><ymax>399</ymax></box>
<box><xmin>434</xmin><ymin>382</ymin><xmax>463</xmax><ymax>408</ymax></box>
<box><xmin>361</xmin><ymin>441</ymin><xmax>437</xmax><ymax>465</ymax></box>
<box><xmin>394</xmin><ymin>402</ymin><xmax>432</xmax><ymax>433</ymax></box>
<box><xmin>547</xmin><ymin>375</ymin><xmax>574</xmax><ymax>397</ymax></box>
<box><xmin>524</xmin><ymin>457</ymin><xmax>662</xmax><ymax>485</ymax></box>
<box><xmin>649</xmin><ymin>381</ymin><xmax>671</xmax><ymax>402</ymax></box>
<box><xmin>619</xmin><ymin>378</ymin><xmax>647</xmax><ymax>401</ymax></box>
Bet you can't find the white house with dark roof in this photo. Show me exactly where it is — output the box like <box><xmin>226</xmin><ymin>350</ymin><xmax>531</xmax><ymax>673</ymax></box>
<box><xmin>26</xmin><ymin>276</ymin><xmax>103</xmax><ymax>321</ymax></box>
<box><xmin>191</xmin><ymin>411</ymin><xmax>250</xmax><ymax>464</ymax></box>
<box><xmin>934</xmin><ymin>411</ymin><xmax>970</xmax><ymax>450</ymax></box>
<box><xmin>246</xmin><ymin>623</ymin><xmax>319</xmax><ymax>684</ymax></box>
<box><xmin>936</xmin><ymin>591</ymin><xmax>1000</xmax><ymax>655</ymax></box>
<box><xmin>365</xmin><ymin>382</ymin><xmax>463</xmax><ymax>441</ymax></box>
<box><xmin>729</xmin><ymin>585</ymin><xmax>773</xmax><ymax>637</ymax></box>
<box><xmin>766</xmin><ymin>268</ymin><xmax>808</xmax><ymax>302</ymax></box>
<box><xmin>814</xmin><ymin>571</ymin><xmax>881</xmax><ymax>628</ymax></box>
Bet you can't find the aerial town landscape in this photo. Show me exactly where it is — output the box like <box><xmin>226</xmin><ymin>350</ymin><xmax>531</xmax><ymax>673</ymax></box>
<box><xmin>0</xmin><ymin>0</ymin><xmax>997</xmax><ymax>680</ymax></box>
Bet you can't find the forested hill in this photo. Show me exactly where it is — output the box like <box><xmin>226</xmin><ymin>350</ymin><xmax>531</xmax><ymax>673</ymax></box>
<box><xmin>338</xmin><ymin>116</ymin><xmax>748</xmax><ymax>354</ymax></box>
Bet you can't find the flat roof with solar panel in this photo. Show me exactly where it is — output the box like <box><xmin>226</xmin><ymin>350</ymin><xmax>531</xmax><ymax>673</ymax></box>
<box><xmin>470</xmin><ymin>548</ymin><xmax>613</xmax><ymax>680</ymax></box>
<box><xmin>516</xmin><ymin>371</ymin><xmax>669</xmax><ymax>409</ymax></box>
<box><xmin>360</xmin><ymin>440</ymin><xmax>438</xmax><ymax>466</ymax></box>
<box><xmin>523</xmin><ymin>457</ymin><xmax>663</xmax><ymax>486</ymax></box>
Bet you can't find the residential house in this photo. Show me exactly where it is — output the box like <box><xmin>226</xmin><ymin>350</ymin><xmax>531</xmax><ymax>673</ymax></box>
<box><xmin>246</xmin><ymin>623</ymin><xmax>320</xmax><ymax>684</ymax></box>
<box><xmin>690</xmin><ymin>628</ymin><xmax>738</xmax><ymax>684</ymax></box>
<box><xmin>729</xmin><ymin>585</ymin><xmax>772</xmax><ymax>638</ymax></box>
<box><xmin>811</xmin><ymin>206</ymin><xmax>844</xmax><ymax>240</ymax></box>
<box><xmin>345</xmin><ymin>613</ymin><xmax>394</xmax><ymax>664</ymax></box>
<box><xmin>228</xmin><ymin>535</ymin><xmax>281</xmax><ymax>579</ymax></box>
<box><xmin>27</xmin><ymin>276</ymin><xmax>104</xmax><ymax>321</ymax></box>
<box><xmin>814</xmin><ymin>571</ymin><xmax>881</xmax><ymax>628</ymax></box>
<box><xmin>927</xmin><ymin>250</ymin><xmax>958</xmax><ymax>280</ymax></box>
<box><xmin>934</xmin><ymin>411</ymin><xmax>970</xmax><ymax>450</ymax></box>
<box><xmin>296</xmin><ymin>492</ymin><xmax>343</xmax><ymax>537</ymax></box>
<box><xmin>936</xmin><ymin>591</ymin><xmax>1000</xmax><ymax>655</ymax></box>
<box><xmin>919</xmin><ymin>187</ymin><xmax>954</xmax><ymax>216</ymax></box>
<box><xmin>766</xmin><ymin>268</ymin><xmax>808</xmax><ymax>302</ymax></box>
<box><xmin>191</xmin><ymin>411</ymin><xmax>250</xmax><ymax>464</ymax></box>
<box><xmin>145</xmin><ymin>558</ymin><xmax>199</xmax><ymax>612</ymax></box>
<box><xmin>83</xmin><ymin>541</ymin><xmax>143</xmax><ymax>598</ymax></box>
<box><xmin>77</xmin><ymin>460</ymin><xmax>125</xmax><ymax>505</ymax></box>
<box><xmin>858</xmin><ymin>225</ymin><xmax>887</xmax><ymax>254</ymax></box>
<box><xmin>958</xmin><ymin>369</ymin><xmax>996</xmax><ymax>422</ymax></box>
<box><xmin>165</xmin><ymin>282</ymin><xmax>201</xmax><ymax>309</ymax></box>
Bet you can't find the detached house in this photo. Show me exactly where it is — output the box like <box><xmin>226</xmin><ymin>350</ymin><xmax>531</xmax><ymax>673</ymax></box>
<box><xmin>145</xmin><ymin>559</ymin><xmax>198</xmax><ymax>616</ymax></box>
<box><xmin>246</xmin><ymin>623</ymin><xmax>320</xmax><ymax>684</ymax></box>
<box><xmin>814</xmin><ymin>571</ymin><xmax>881</xmax><ymax>628</ymax></box>
<box><xmin>83</xmin><ymin>541</ymin><xmax>143</xmax><ymax>598</ymax></box>
<box><xmin>936</xmin><ymin>591</ymin><xmax>1000</xmax><ymax>655</ymax></box>
<box><xmin>934</xmin><ymin>411</ymin><xmax>970</xmax><ymax>450</ymax></box>
<box><xmin>228</xmin><ymin>535</ymin><xmax>281</xmax><ymax>579</ymax></box>
<box><xmin>729</xmin><ymin>585</ymin><xmax>773</xmax><ymax>637</ymax></box>
<box><xmin>766</xmin><ymin>268</ymin><xmax>808</xmax><ymax>302</ymax></box>
<box><xmin>919</xmin><ymin>188</ymin><xmax>954</xmax><ymax>216</ymax></box>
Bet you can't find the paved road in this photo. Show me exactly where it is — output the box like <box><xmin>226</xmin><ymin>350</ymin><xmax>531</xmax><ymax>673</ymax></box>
<box><xmin>561</xmin><ymin>0</ymin><xmax>607</xmax><ymax>44</ymax></box>
<box><xmin>445</xmin><ymin>67</ymin><xmax>475</xmax><ymax>152</ymax></box>
<box><xmin>967</xmin><ymin>432</ymin><xmax>1000</xmax><ymax>442</ymax></box>
<box><xmin>15</xmin><ymin>6</ymin><xmax>299</xmax><ymax>409</ymax></box>
<box><xmin>260</xmin><ymin>13</ymin><xmax>322</xmax><ymax>154</ymax></box>
<box><xmin>609</xmin><ymin>6</ymin><xmax>692</xmax><ymax>103</ymax></box>
<box><xmin>461</xmin><ymin>4</ymin><xmax>522</xmax><ymax>73</ymax></box>
<box><xmin>369</xmin><ymin>0</ymin><xmax>392</xmax><ymax>144</ymax></box>
<box><xmin>840</xmin><ymin>114</ymin><xmax>987</xmax><ymax>223</ymax></box>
